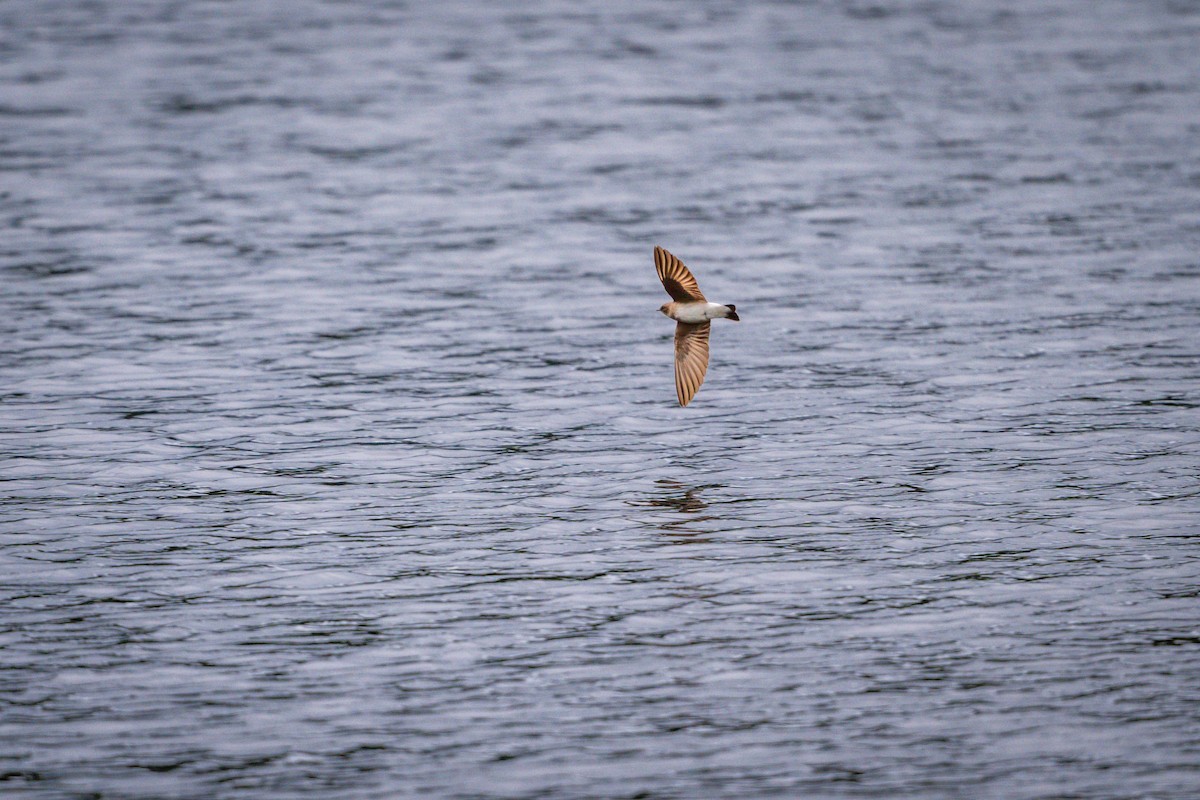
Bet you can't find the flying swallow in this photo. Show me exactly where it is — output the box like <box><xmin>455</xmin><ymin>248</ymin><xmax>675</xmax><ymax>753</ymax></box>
<box><xmin>654</xmin><ymin>246</ymin><xmax>739</xmax><ymax>406</ymax></box>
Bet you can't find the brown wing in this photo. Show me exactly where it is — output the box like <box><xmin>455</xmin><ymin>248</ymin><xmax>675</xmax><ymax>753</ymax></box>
<box><xmin>655</xmin><ymin>246</ymin><xmax>706</xmax><ymax>303</ymax></box>
<box><xmin>674</xmin><ymin>321</ymin><xmax>711</xmax><ymax>407</ymax></box>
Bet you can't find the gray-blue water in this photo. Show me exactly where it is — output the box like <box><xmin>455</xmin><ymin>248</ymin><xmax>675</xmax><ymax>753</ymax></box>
<box><xmin>2</xmin><ymin>2</ymin><xmax>1199</xmax><ymax>798</ymax></box>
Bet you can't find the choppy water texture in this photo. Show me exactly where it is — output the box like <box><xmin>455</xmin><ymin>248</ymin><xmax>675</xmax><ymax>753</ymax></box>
<box><xmin>3</xmin><ymin>1</ymin><xmax>1199</xmax><ymax>798</ymax></box>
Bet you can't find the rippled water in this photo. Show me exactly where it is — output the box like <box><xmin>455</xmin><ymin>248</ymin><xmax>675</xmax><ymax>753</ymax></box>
<box><xmin>3</xmin><ymin>1</ymin><xmax>1199</xmax><ymax>798</ymax></box>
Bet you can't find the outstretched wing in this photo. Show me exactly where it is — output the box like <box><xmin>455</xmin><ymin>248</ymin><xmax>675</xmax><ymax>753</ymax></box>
<box><xmin>674</xmin><ymin>321</ymin><xmax>711</xmax><ymax>407</ymax></box>
<box><xmin>655</xmin><ymin>246</ymin><xmax>706</xmax><ymax>303</ymax></box>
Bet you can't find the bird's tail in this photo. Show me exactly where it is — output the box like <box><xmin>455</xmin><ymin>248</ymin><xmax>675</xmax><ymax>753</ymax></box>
<box><xmin>725</xmin><ymin>304</ymin><xmax>740</xmax><ymax>321</ymax></box>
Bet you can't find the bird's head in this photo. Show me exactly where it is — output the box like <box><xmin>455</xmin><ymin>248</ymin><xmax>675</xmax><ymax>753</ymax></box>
<box><xmin>658</xmin><ymin>303</ymin><xmax>671</xmax><ymax>317</ymax></box>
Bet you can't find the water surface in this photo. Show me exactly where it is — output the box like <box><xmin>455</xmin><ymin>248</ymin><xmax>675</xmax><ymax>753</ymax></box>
<box><xmin>2</xmin><ymin>1</ymin><xmax>1199</xmax><ymax>798</ymax></box>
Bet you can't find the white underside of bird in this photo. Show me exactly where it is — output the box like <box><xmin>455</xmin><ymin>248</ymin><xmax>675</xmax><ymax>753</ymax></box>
<box><xmin>661</xmin><ymin>301</ymin><xmax>738</xmax><ymax>324</ymax></box>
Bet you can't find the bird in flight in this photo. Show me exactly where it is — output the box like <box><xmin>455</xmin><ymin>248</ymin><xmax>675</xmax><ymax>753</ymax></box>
<box><xmin>654</xmin><ymin>245</ymin><xmax>739</xmax><ymax>407</ymax></box>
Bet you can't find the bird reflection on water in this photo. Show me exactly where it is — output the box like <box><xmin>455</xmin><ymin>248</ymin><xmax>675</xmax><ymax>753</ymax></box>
<box><xmin>630</xmin><ymin>478</ymin><xmax>723</xmax><ymax>536</ymax></box>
